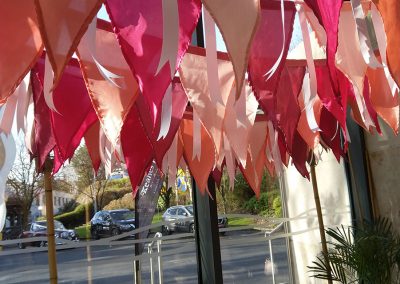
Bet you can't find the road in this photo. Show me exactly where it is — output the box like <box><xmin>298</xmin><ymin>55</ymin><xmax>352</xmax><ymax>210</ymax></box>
<box><xmin>0</xmin><ymin>230</ymin><xmax>290</xmax><ymax>283</ymax></box>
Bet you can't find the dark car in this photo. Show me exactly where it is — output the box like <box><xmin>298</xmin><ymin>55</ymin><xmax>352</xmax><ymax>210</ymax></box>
<box><xmin>18</xmin><ymin>220</ymin><xmax>78</xmax><ymax>249</ymax></box>
<box><xmin>162</xmin><ymin>205</ymin><xmax>228</xmax><ymax>234</ymax></box>
<box><xmin>90</xmin><ymin>209</ymin><xmax>135</xmax><ymax>239</ymax></box>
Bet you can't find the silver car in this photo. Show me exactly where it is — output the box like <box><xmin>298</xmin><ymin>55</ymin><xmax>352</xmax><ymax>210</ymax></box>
<box><xmin>162</xmin><ymin>205</ymin><xmax>228</xmax><ymax>234</ymax></box>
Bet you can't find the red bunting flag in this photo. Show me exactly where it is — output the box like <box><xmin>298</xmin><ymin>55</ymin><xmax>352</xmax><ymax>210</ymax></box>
<box><xmin>34</xmin><ymin>56</ymin><xmax>98</xmax><ymax>166</ymax></box>
<box><xmin>30</xmin><ymin>68</ymin><xmax>56</xmax><ymax>171</ymax></box>
<box><xmin>248</xmin><ymin>0</ymin><xmax>297</xmax><ymax>123</ymax></box>
<box><xmin>122</xmin><ymin>80</ymin><xmax>188</xmax><ymax>194</ymax></box>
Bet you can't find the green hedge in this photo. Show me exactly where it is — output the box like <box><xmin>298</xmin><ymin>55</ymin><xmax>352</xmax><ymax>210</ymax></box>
<box><xmin>55</xmin><ymin>203</ymin><xmax>94</xmax><ymax>229</ymax></box>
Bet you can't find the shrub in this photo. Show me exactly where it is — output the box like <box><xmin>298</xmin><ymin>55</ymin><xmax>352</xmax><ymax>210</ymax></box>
<box><xmin>57</xmin><ymin>199</ymin><xmax>78</xmax><ymax>215</ymax></box>
<box><xmin>55</xmin><ymin>203</ymin><xmax>93</xmax><ymax>229</ymax></box>
<box><xmin>100</xmin><ymin>187</ymin><xmax>131</xmax><ymax>208</ymax></box>
<box><xmin>104</xmin><ymin>192</ymin><xmax>134</xmax><ymax>210</ymax></box>
<box><xmin>272</xmin><ymin>196</ymin><xmax>282</xmax><ymax>217</ymax></box>
<box><xmin>243</xmin><ymin>192</ymin><xmax>275</xmax><ymax>214</ymax></box>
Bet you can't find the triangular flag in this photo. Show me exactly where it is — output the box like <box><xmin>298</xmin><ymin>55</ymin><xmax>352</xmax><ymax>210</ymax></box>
<box><xmin>180</xmin><ymin>118</ymin><xmax>215</xmax><ymax>193</ymax></box>
<box><xmin>248</xmin><ymin>0</ymin><xmax>296</xmax><ymax>122</ymax></box>
<box><xmin>367</xmin><ymin>63</ymin><xmax>399</xmax><ymax>134</ymax></box>
<box><xmin>34</xmin><ymin>55</ymin><xmax>98</xmax><ymax>163</ymax></box>
<box><xmin>372</xmin><ymin>0</ymin><xmax>400</xmax><ymax>89</ymax></box>
<box><xmin>202</xmin><ymin>0</ymin><xmax>260</xmax><ymax>97</ymax></box>
<box><xmin>0</xmin><ymin>1</ymin><xmax>43</xmax><ymax>104</ymax></box>
<box><xmin>105</xmin><ymin>0</ymin><xmax>201</xmax><ymax>125</ymax></box>
<box><xmin>34</xmin><ymin>0</ymin><xmax>103</xmax><ymax>87</ymax></box>
<box><xmin>77</xmin><ymin>20</ymin><xmax>139</xmax><ymax>147</ymax></box>
<box><xmin>179</xmin><ymin>48</ymin><xmax>235</xmax><ymax>160</ymax></box>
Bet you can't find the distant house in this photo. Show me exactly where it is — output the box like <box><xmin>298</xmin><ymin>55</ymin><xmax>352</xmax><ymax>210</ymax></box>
<box><xmin>5</xmin><ymin>186</ymin><xmax>75</xmax><ymax>226</ymax></box>
<box><xmin>30</xmin><ymin>190</ymin><xmax>74</xmax><ymax>219</ymax></box>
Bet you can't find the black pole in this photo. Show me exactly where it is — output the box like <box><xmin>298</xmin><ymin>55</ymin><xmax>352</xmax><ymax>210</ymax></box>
<box><xmin>192</xmin><ymin>177</ymin><xmax>223</xmax><ymax>284</ymax></box>
<box><xmin>134</xmin><ymin>194</ymin><xmax>141</xmax><ymax>284</ymax></box>
<box><xmin>190</xmin><ymin>10</ymin><xmax>223</xmax><ymax>284</ymax></box>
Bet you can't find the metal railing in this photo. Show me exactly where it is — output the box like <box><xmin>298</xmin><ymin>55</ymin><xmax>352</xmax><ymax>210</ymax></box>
<box><xmin>147</xmin><ymin>232</ymin><xmax>163</xmax><ymax>284</ymax></box>
<box><xmin>265</xmin><ymin>222</ymin><xmax>284</xmax><ymax>284</ymax></box>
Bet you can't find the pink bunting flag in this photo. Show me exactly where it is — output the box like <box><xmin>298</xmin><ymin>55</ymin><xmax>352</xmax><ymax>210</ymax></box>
<box><xmin>179</xmin><ymin>48</ymin><xmax>235</xmax><ymax>161</ymax></box>
<box><xmin>336</xmin><ymin>5</ymin><xmax>375</xmax><ymax>130</ymax></box>
<box><xmin>105</xmin><ymin>0</ymin><xmax>201</xmax><ymax>125</ymax></box>
<box><xmin>202</xmin><ymin>0</ymin><xmax>260</xmax><ymax>98</ymax></box>
<box><xmin>224</xmin><ymin>84</ymin><xmax>258</xmax><ymax>168</ymax></box>
<box><xmin>77</xmin><ymin>19</ymin><xmax>139</xmax><ymax>147</ymax></box>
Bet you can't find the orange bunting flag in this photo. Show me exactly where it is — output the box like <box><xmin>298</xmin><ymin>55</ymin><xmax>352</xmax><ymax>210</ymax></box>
<box><xmin>202</xmin><ymin>0</ymin><xmax>260</xmax><ymax>97</ymax></box>
<box><xmin>367</xmin><ymin>65</ymin><xmax>399</xmax><ymax>134</ymax></box>
<box><xmin>297</xmin><ymin>90</ymin><xmax>322</xmax><ymax>149</ymax></box>
<box><xmin>0</xmin><ymin>1</ymin><xmax>43</xmax><ymax>104</ymax></box>
<box><xmin>34</xmin><ymin>0</ymin><xmax>103</xmax><ymax>87</ymax></box>
<box><xmin>372</xmin><ymin>0</ymin><xmax>400</xmax><ymax>89</ymax></box>
<box><xmin>180</xmin><ymin>118</ymin><xmax>215</xmax><ymax>194</ymax></box>
<box><xmin>77</xmin><ymin>20</ymin><xmax>139</xmax><ymax>146</ymax></box>
<box><xmin>239</xmin><ymin>143</ymin><xmax>266</xmax><ymax>198</ymax></box>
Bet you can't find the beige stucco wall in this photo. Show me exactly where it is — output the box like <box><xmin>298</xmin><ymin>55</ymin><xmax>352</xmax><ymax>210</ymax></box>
<box><xmin>281</xmin><ymin>150</ymin><xmax>352</xmax><ymax>283</ymax></box>
<box><xmin>364</xmin><ymin>119</ymin><xmax>400</xmax><ymax>233</ymax></box>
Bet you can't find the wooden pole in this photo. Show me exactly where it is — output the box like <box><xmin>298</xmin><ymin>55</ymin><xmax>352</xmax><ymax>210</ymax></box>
<box><xmin>310</xmin><ymin>161</ymin><xmax>333</xmax><ymax>284</ymax></box>
<box><xmin>44</xmin><ymin>157</ymin><xmax>58</xmax><ymax>284</ymax></box>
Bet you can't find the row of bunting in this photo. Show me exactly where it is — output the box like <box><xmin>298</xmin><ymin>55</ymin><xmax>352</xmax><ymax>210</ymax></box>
<box><xmin>0</xmin><ymin>0</ymin><xmax>399</xmax><ymax>204</ymax></box>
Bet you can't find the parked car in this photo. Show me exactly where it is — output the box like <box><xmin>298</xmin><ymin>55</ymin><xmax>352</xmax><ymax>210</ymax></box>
<box><xmin>162</xmin><ymin>205</ymin><xmax>228</xmax><ymax>234</ymax></box>
<box><xmin>90</xmin><ymin>209</ymin><xmax>135</xmax><ymax>239</ymax></box>
<box><xmin>18</xmin><ymin>220</ymin><xmax>78</xmax><ymax>249</ymax></box>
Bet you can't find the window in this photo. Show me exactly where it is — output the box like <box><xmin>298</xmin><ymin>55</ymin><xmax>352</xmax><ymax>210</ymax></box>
<box><xmin>177</xmin><ymin>208</ymin><xmax>186</xmax><ymax>216</ymax></box>
<box><xmin>54</xmin><ymin>197</ymin><xmax>57</xmax><ymax>205</ymax></box>
<box><xmin>168</xmin><ymin>208</ymin><xmax>177</xmax><ymax>215</ymax></box>
<box><xmin>104</xmin><ymin>213</ymin><xmax>112</xmax><ymax>221</ymax></box>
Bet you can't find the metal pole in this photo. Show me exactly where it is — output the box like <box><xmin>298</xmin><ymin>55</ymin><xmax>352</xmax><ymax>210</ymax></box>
<box><xmin>310</xmin><ymin>161</ymin><xmax>333</xmax><ymax>284</ymax></box>
<box><xmin>44</xmin><ymin>157</ymin><xmax>57</xmax><ymax>284</ymax></box>
<box><xmin>149</xmin><ymin>245</ymin><xmax>154</xmax><ymax>284</ymax></box>
<box><xmin>269</xmin><ymin>238</ymin><xmax>276</xmax><ymax>284</ymax></box>
<box><xmin>133</xmin><ymin>260</ymin><xmax>138</xmax><ymax>284</ymax></box>
<box><xmin>278</xmin><ymin>173</ymin><xmax>294</xmax><ymax>283</ymax></box>
<box><xmin>157</xmin><ymin>237</ymin><xmax>163</xmax><ymax>284</ymax></box>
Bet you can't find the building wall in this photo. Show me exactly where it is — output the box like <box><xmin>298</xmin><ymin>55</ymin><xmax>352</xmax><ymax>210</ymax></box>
<box><xmin>31</xmin><ymin>190</ymin><xmax>74</xmax><ymax>219</ymax></box>
<box><xmin>281</xmin><ymin>150</ymin><xmax>352</xmax><ymax>283</ymax></box>
<box><xmin>364</xmin><ymin>119</ymin><xmax>400</xmax><ymax>233</ymax></box>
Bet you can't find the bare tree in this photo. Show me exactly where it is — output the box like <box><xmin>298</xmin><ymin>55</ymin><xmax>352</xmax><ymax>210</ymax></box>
<box><xmin>71</xmin><ymin>146</ymin><xmax>108</xmax><ymax>212</ymax></box>
<box><xmin>7</xmin><ymin>146</ymin><xmax>42</xmax><ymax>228</ymax></box>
